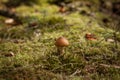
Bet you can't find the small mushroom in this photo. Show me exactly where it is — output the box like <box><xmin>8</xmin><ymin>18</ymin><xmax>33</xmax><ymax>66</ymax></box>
<box><xmin>55</xmin><ymin>37</ymin><xmax>69</xmax><ymax>55</ymax></box>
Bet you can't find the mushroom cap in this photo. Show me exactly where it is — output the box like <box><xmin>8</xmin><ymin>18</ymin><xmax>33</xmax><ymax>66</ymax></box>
<box><xmin>55</xmin><ymin>37</ymin><xmax>69</xmax><ymax>47</ymax></box>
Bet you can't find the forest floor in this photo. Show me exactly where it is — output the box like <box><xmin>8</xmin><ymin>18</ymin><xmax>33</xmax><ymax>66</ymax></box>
<box><xmin>0</xmin><ymin>1</ymin><xmax>120</xmax><ymax>80</ymax></box>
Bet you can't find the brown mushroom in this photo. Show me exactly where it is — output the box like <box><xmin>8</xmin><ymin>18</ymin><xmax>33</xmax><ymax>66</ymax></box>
<box><xmin>55</xmin><ymin>37</ymin><xmax>69</xmax><ymax>55</ymax></box>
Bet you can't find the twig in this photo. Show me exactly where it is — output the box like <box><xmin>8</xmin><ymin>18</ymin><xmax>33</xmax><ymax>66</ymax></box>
<box><xmin>69</xmin><ymin>69</ymin><xmax>81</xmax><ymax>77</ymax></box>
<box><xmin>100</xmin><ymin>63</ymin><xmax>120</xmax><ymax>69</ymax></box>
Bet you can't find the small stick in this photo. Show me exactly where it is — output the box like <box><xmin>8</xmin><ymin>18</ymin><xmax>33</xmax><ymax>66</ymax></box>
<box><xmin>100</xmin><ymin>64</ymin><xmax>120</xmax><ymax>69</ymax></box>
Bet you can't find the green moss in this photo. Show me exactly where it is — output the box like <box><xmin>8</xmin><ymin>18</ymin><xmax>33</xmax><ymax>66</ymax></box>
<box><xmin>0</xmin><ymin>1</ymin><xmax>120</xmax><ymax>80</ymax></box>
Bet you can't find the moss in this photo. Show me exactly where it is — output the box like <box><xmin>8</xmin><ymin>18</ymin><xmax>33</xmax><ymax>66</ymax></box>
<box><xmin>0</xmin><ymin>1</ymin><xmax>120</xmax><ymax>80</ymax></box>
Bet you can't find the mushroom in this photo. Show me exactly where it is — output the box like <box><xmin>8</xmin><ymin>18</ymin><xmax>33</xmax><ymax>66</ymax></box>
<box><xmin>55</xmin><ymin>37</ymin><xmax>69</xmax><ymax>55</ymax></box>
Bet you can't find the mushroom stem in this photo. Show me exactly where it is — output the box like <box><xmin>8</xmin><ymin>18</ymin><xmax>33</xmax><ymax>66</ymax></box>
<box><xmin>57</xmin><ymin>47</ymin><xmax>64</xmax><ymax>56</ymax></box>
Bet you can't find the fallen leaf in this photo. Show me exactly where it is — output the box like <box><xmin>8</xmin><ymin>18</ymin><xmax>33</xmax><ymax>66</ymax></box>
<box><xmin>106</xmin><ymin>38</ymin><xmax>114</xmax><ymax>43</ymax></box>
<box><xmin>4</xmin><ymin>52</ymin><xmax>15</xmax><ymax>57</ymax></box>
<box><xmin>4</xmin><ymin>18</ymin><xmax>15</xmax><ymax>25</ymax></box>
<box><xmin>85</xmin><ymin>33</ymin><xmax>97</xmax><ymax>40</ymax></box>
<box><xmin>29</xmin><ymin>21</ymin><xmax>38</xmax><ymax>28</ymax></box>
<box><xmin>59</xmin><ymin>6</ymin><xmax>66</xmax><ymax>13</ymax></box>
